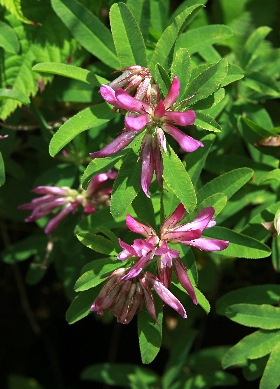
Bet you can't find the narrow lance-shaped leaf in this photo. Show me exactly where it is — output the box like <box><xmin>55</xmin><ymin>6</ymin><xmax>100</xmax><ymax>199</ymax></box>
<box><xmin>76</xmin><ymin>233</ymin><xmax>119</xmax><ymax>256</ymax></box>
<box><xmin>195</xmin><ymin>112</ymin><xmax>221</xmax><ymax>132</ymax></box>
<box><xmin>176</xmin><ymin>24</ymin><xmax>233</xmax><ymax>56</ymax></box>
<box><xmin>66</xmin><ymin>289</ymin><xmax>99</xmax><ymax>324</ymax></box>
<box><xmin>110</xmin><ymin>149</ymin><xmax>142</xmax><ymax>218</ymax></box>
<box><xmin>0</xmin><ymin>21</ymin><xmax>19</xmax><ymax>54</ymax></box>
<box><xmin>126</xmin><ymin>0</ymin><xmax>150</xmax><ymax>43</ymax></box>
<box><xmin>32</xmin><ymin>63</ymin><xmax>108</xmax><ymax>86</ymax></box>
<box><xmin>149</xmin><ymin>4</ymin><xmax>203</xmax><ymax>80</ymax></box>
<box><xmin>183</xmin><ymin>60</ymin><xmax>228</xmax><ymax>104</ymax></box>
<box><xmin>74</xmin><ymin>258</ymin><xmax>125</xmax><ymax>292</ymax></box>
<box><xmin>49</xmin><ymin>104</ymin><xmax>115</xmax><ymax>157</ymax></box>
<box><xmin>171</xmin><ymin>48</ymin><xmax>191</xmax><ymax>100</ymax></box>
<box><xmin>51</xmin><ymin>0</ymin><xmax>119</xmax><ymax>69</ymax></box>
<box><xmin>203</xmin><ymin>226</ymin><xmax>271</xmax><ymax>259</ymax></box>
<box><xmin>138</xmin><ymin>296</ymin><xmax>163</xmax><ymax>364</ymax></box>
<box><xmin>225</xmin><ymin>304</ymin><xmax>280</xmax><ymax>330</ymax></box>
<box><xmin>110</xmin><ymin>2</ymin><xmax>147</xmax><ymax>67</ymax></box>
<box><xmin>216</xmin><ymin>284</ymin><xmax>280</xmax><ymax>316</ymax></box>
<box><xmin>222</xmin><ymin>329</ymin><xmax>280</xmax><ymax>368</ymax></box>
<box><xmin>240</xmin><ymin>26</ymin><xmax>272</xmax><ymax>69</ymax></box>
<box><xmin>162</xmin><ymin>145</ymin><xmax>196</xmax><ymax>213</ymax></box>
<box><xmin>0</xmin><ymin>0</ymin><xmax>34</xmax><ymax>24</ymax></box>
<box><xmin>197</xmin><ymin>168</ymin><xmax>253</xmax><ymax>204</ymax></box>
<box><xmin>0</xmin><ymin>88</ymin><xmax>30</xmax><ymax>105</ymax></box>
<box><xmin>260</xmin><ymin>342</ymin><xmax>280</xmax><ymax>389</ymax></box>
<box><xmin>0</xmin><ymin>153</ymin><xmax>5</xmax><ymax>186</ymax></box>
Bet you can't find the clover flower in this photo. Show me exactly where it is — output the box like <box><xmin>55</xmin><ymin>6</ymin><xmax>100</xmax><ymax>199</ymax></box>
<box><xmin>117</xmin><ymin>204</ymin><xmax>229</xmax><ymax>303</ymax></box>
<box><xmin>19</xmin><ymin>170</ymin><xmax>116</xmax><ymax>233</ymax></box>
<box><xmin>91</xmin><ymin>267</ymin><xmax>186</xmax><ymax>325</ymax></box>
<box><xmin>91</xmin><ymin>75</ymin><xmax>203</xmax><ymax>197</ymax></box>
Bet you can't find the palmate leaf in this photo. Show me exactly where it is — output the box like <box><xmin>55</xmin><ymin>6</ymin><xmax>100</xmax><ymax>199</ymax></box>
<box><xmin>0</xmin><ymin>2</ymin><xmax>76</xmax><ymax>119</ymax></box>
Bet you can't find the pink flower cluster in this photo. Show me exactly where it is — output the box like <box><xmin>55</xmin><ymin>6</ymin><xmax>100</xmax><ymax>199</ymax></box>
<box><xmin>90</xmin><ymin>66</ymin><xmax>203</xmax><ymax>197</ymax></box>
<box><xmin>91</xmin><ymin>204</ymin><xmax>229</xmax><ymax>324</ymax></box>
<box><xmin>19</xmin><ymin>170</ymin><xmax>116</xmax><ymax>234</ymax></box>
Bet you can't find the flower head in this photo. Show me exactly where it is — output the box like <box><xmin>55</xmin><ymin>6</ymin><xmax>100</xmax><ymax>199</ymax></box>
<box><xmin>118</xmin><ymin>204</ymin><xmax>229</xmax><ymax>302</ymax></box>
<box><xmin>19</xmin><ymin>171</ymin><xmax>116</xmax><ymax>233</ymax></box>
<box><xmin>91</xmin><ymin>267</ymin><xmax>187</xmax><ymax>325</ymax></box>
<box><xmin>91</xmin><ymin>75</ymin><xmax>203</xmax><ymax>197</ymax></box>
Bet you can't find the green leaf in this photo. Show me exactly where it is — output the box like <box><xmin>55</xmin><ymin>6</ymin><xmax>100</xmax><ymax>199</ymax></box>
<box><xmin>132</xmin><ymin>190</ymin><xmax>157</xmax><ymax>230</ymax></box>
<box><xmin>204</xmin><ymin>226</ymin><xmax>271</xmax><ymax>259</ymax></box>
<box><xmin>138</xmin><ymin>297</ymin><xmax>163</xmax><ymax>364</ymax></box>
<box><xmin>197</xmin><ymin>168</ymin><xmax>253</xmax><ymax>204</ymax></box>
<box><xmin>51</xmin><ymin>0</ymin><xmax>119</xmax><ymax>69</ymax></box>
<box><xmin>240</xmin><ymin>26</ymin><xmax>272</xmax><ymax>68</ymax></box>
<box><xmin>0</xmin><ymin>152</ymin><xmax>5</xmax><ymax>186</ymax></box>
<box><xmin>81</xmin><ymin>149</ymin><xmax>129</xmax><ymax>189</ymax></box>
<box><xmin>195</xmin><ymin>287</ymin><xmax>211</xmax><ymax>314</ymax></box>
<box><xmin>222</xmin><ymin>330</ymin><xmax>280</xmax><ymax>368</ymax></box>
<box><xmin>162</xmin><ymin>330</ymin><xmax>196</xmax><ymax>389</ymax></box>
<box><xmin>243</xmin><ymin>72</ymin><xmax>280</xmax><ymax>98</ymax></box>
<box><xmin>66</xmin><ymin>289</ymin><xmax>98</xmax><ymax>324</ymax></box>
<box><xmin>149</xmin><ymin>4</ymin><xmax>203</xmax><ymax>78</ymax></box>
<box><xmin>0</xmin><ymin>1</ymin><xmax>76</xmax><ymax>119</ymax></box>
<box><xmin>110</xmin><ymin>2</ymin><xmax>147</xmax><ymax>67</ymax></box>
<box><xmin>185</xmin><ymin>133</ymin><xmax>216</xmax><ymax>185</ymax></box>
<box><xmin>216</xmin><ymin>285</ymin><xmax>280</xmax><ymax>316</ymax></box>
<box><xmin>110</xmin><ymin>150</ymin><xmax>141</xmax><ymax>218</ymax></box>
<box><xmin>0</xmin><ymin>88</ymin><xmax>30</xmax><ymax>105</ymax></box>
<box><xmin>221</xmin><ymin>63</ymin><xmax>244</xmax><ymax>86</ymax></box>
<box><xmin>32</xmin><ymin>63</ymin><xmax>107</xmax><ymax>86</ymax></box>
<box><xmin>0</xmin><ymin>20</ymin><xmax>19</xmax><ymax>53</ymax></box>
<box><xmin>74</xmin><ymin>258</ymin><xmax>124</xmax><ymax>292</ymax></box>
<box><xmin>183</xmin><ymin>60</ymin><xmax>228</xmax><ymax>104</ymax></box>
<box><xmin>0</xmin><ymin>0</ymin><xmax>33</xmax><ymax>24</ymax></box>
<box><xmin>176</xmin><ymin>25</ymin><xmax>233</xmax><ymax>56</ymax></box>
<box><xmin>272</xmin><ymin>235</ymin><xmax>280</xmax><ymax>273</ymax></box>
<box><xmin>242</xmin><ymin>117</ymin><xmax>275</xmax><ymax>139</ymax></box>
<box><xmin>195</xmin><ymin>112</ymin><xmax>222</xmax><ymax>132</ymax></box>
<box><xmin>190</xmin><ymin>88</ymin><xmax>225</xmax><ymax>111</ymax></box>
<box><xmin>126</xmin><ymin>0</ymin><xmax>150</xmax><ymax>43</ymax></box>
<box><xmin>156</xmin><ymin>63</ymin><xmax>171</xmax><ymax>96</ymax></box>
<box><xmin>171</xmin><ymin>48</ymin><xmax>191</xmax><ymax>99</ymax></box>
<box><xmin>258</xmin><ymin>169</ymin><xmax>280</xmax><ymax>184</ymax></box>
<box><xmin>243</xmin><ymin>356</ymin><xmax>268</xmax><ymax>382</ymax></box>
<box><xmin>76</xmin><ymin>233</ymin><xmax>119</xmax><ymax>256</ymax></box>
<box><xmin>260</xmin><ymin>342</ymin><xmax>280</xmax><ymax>389</ymax></box>
<box><xmin>8</xmin><ymin>375</ymin><xmax>44</xmax><ymax>389</ymax></box>
<box><xmin>162</xmin><ymin>146</ymin><xmax>196</xmax><ymax>213</ymax></box>
<box><xmin>225</xmin><ymin>304</ymin><xmax>280</xmax><ymax>330</ymax></box>
<box><xmin>81</xmin><ymin>363</ymin><xmax>159</xmax><ymax>386</ymax></box>
<box><xmin>49</xmin><ymin>104</ymin><xmax>114</xmax><ymax>156</ymax></box>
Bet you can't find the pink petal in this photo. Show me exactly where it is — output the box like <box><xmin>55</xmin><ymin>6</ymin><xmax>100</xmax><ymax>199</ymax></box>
<box><xmin>157</xmin><ymin>128</ymin><xmax>167</xmax><ymax>153</ymax></box>
<box><xmin>164</xmin><ymin>123</ymin><xmax>204</xmax><ymax>152</ymax></box>
<box><xmin>174</xmin><ymin>258</ymin><xmax>197</xmax><ymax>304</ymax></box>
<box><xmin>184</xmin><ymin>237</ymin><xmax>229</xmax><ymax>251</ymax></box>
<box><xmin>160</xmin><ymin>203</ymin><xmax>185</xmax><ymax>231</ymax></box>
<box><xmin>140</xmin><ymin>276</ymin><xmax>159</xmax><ymax>324</ymax></box>
<box><xmin>125</xmin><ymin>114</ymin><xmax>150</xmax><ymax>131</ymax></box>
<box><xmin>164</xmin><ymin>110</ymin><xmax>196</xmax><ymax>126</ymax></box>
<box><xmin>90</xmin><ymin>131</ymin><xmax>137</xmax><ymax>158</ymax></box>
<box><xmin>126</xmin><ymin>214</ymin><xmax>156</xmax><ymax>238</ymax></box>
<box><xmin>117</xmin><ymin>238</ymin><xmax>137</xmax><ymax>260</ymax></box>
<box><xmin>99</xmin><ymin>85</ymin><xmax>123</xmax><ymax>109</ymax></box>
<box><xmin>115</xmin><ymin>89</ymin><xmax>150</xmax><ymax>113</ymax></box>
<box><xmin>145</xmin><ymin>272</ymin><xmax>187</xmax><ymax>318</ymax></box>
<box><xmin>121</xmin><ymin>251</ymin><xmax>154</xmax><ymax>281</ymax></box>
<box><xmin>44</xmin><ymin>203</ymin><xmax>76</xmax><ymax>234</ymax></box>
<box><xmin>172</xmin><ymin>207</ymin><xmax>215</xmax><ymax>233</ymax></box>
<box><xmin>32</xmin><ymin>186</ymin><xmax>69</xmax><ymax>196</ymax></box>
<box><xmin>154</xmin><ymin>100</ymin><xmax>166</xmax><ymax>118</ymax></box>
<box><xmin>141</xmin><ymin>135</ymin><xmax>154</xmax><ymax>198</ymax></box>
<box><xmin>86</xmin><ymin>172</ymin><xmax>115</xmax><ymax>196</ymax></box>
<box><xmin>152</xmin><ymin>136</ymin><xmax>163</xmax><ymax>189</ymax></box>
<box><xmin>164</xmin><ymin>76</ymin><xmax>180</xmax><ymax>109</ymax></box>
<box><xmin>162</xmin><ymin>229</ymin><xmax>202</xmax><ymax>243</ymax></box>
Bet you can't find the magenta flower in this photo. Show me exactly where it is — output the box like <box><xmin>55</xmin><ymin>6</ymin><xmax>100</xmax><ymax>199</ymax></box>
<box><xmin>19</xmin><ymin>171</ymin><xmax>116</xmax><ymax>233</ymax></box>
<box><xmin>91</xmin><ymin>76</ymin><xmax>203</xmax><ymax>197</ymax></box>
<box><xmin>117</xmin><ymin>204</ymin><xmax>229</xmax><ymax>303</ymax></box>
<box><xmin>91</xmin><ymin>267</ymin><xmax>186</xmax><ymax>325</ymax></box>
